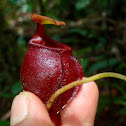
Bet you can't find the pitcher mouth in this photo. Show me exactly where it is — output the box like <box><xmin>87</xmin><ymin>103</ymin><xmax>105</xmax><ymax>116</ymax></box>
<box><xmin>28</xmin><ymin>23</ymin><xmax>72</xmax><ymax>52</ymax></box>
<box><xmin>28</xmin><ymin>36</ymin><xmax>72</xmax><ymax>52</ymax></box>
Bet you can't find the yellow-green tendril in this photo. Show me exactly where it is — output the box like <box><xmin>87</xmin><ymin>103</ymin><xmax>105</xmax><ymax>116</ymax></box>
<box><xmin>46</xmin><ymin>72</ymin><xmax>126</xmax><ymax>111</ymax></box>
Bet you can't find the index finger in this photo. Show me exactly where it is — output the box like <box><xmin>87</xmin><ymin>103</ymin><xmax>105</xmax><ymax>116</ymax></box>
<box><xmin>60</xmin><ymin>80</ymin><xmax>99</xmax><ymax>126</ymax></box>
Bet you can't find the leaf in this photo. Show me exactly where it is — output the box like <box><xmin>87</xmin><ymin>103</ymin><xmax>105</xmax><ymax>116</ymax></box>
<box><xmin>97</xmin><ymin>95</ymin><xmax>112</xmax><ymax>115</ymax></box>
<box><xmin>11</xmin><ymin>81</ymin><xmax>22</xmax><ymax>95</ymax></box>
<box><xmin>95</xmin><ymin>37</ymin><xmax>106</xmax><ymax>50</ymax></box>
<box><xmin>113</xmin><ymin>84</ymin><xmax>126</xmax><ymax>96</ymax></box>
<box><xmin>80</xmin><ymin>58</ymin><xmax>89</xmax><ymax>70</ymax></box>
<box><xmin>0</xmin><ymin>93</ymin><xmax>14</xmax><ymax>98</ymax></box>
<box><xmin>52</xmin><ymin>34</ymin><xmax>60</xmax><ymax>41</ymax></box>
<box><xmin>87</xmin><ymin>58</ymin><xmax>120</xmax><ymax>75</ymax></box>
<box><xmin>114</xmin><ymin>98</ymin><xmax>126</xmax><ymax>106</ymax></box>
<box><xmin>76</xmin><ymin>47</ymin><xmax>91</xmax><ymax>55</ymax></box>
<box><xmin>116</xmin><ymin>63</ymin><xmax>126</xmax><ymax>73</ymax></box>
<box><xmin>120</xmin><ymin>107</ymin><xmax>126</xmax><ymax>116</ymax></box>
<box><xmin>17</xmin><ymin>36</ymin><xmax>27</xmax><ymax>46</ymax></box>
<box><xmin>75</xmin><ymin>0</ymin><xmax>91</xmax><ymax>11</ymax></box>
<box><xmin>0</xmin><ymin>121</ymin><xmax>10</xmax><ymax>126</ymax></box>
<box><xmin>31</xmin><ymin>13</ymin><xmax>66</xmax><ymax>26</ymax></box>
<box><xmin>68</xmin><ymin>28</ymin><xmax>88</xmax><ymax>37</ymax></box>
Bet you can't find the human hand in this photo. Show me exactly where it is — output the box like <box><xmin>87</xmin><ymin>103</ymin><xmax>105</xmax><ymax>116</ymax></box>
<box><xmin>10</xmin><ymin>80</ymin><xmax>99</xmax><ymax>126</ymax></box>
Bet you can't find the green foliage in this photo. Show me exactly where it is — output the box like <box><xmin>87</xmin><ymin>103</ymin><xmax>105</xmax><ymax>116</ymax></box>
<box><xmin>68</xmin><ymin>28</ymin><xmax>88</xmax><ymax>37</ymax></box>
<box><xmin>87</xmin><ymin>58</ymin><xmax>120</xmax><ymax>75</ymax></box>
<box><xmin>120</xmin><ymin>107</ymin><xmax>126</xmax><ymax>116</ymax></box>
<box><xmin>97</xmin><ymin>95</ymin><xmax>112</xmax><ymax>115</ymax></box>
<box><xmin>0</xmin><ymin>121</ymin><xmax>10</xmax><ymax>126</ymax></box>
<box><xmin>11</xmin><ymin>81</ymin><xmax>22</xmax><ymax>95</ymax></box>
<box><xmin>6</xmin><ymin>0</ymin><xmax>34</xmax><ymax>13</ymax></box>
<box><xmin>75</xmin><ymin>0</ymin><xmax>92</xmax><ymax>11</ymax></box>
<box><xmin>80</xmin><ymin>58</ymin><xmax>89</xmax><ymax>70</ymax></box>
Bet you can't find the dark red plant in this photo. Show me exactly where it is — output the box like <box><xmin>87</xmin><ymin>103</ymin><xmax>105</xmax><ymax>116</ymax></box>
<box><xmin>20</xmin><ymin>13</ymin><xmax>83</xmax><ymax>118</ymax></box>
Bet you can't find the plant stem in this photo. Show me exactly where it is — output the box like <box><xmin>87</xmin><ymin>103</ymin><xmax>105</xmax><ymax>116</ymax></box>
<box><xmin>46</xmin><ymin>72</ymin><xmax>126</xmax><ymax>111</ymax></box>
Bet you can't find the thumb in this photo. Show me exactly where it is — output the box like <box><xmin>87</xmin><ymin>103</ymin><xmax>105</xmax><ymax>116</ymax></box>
<box><xmin>10</xmin><ymin>91</ymin><xmax>54</xmax><ymax>126</ymax></box>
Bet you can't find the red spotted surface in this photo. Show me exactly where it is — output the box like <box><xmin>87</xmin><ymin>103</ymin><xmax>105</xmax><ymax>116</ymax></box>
<box><xmin>20</xmin><ymin>23</ymin><xmax>83</xmax><ymax>113</ymax></box>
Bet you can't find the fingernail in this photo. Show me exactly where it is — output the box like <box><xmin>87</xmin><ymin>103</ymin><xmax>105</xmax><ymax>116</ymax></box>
<box><xmin>10</xmin><ymin>92</ymin><xmax>28</xmax><ymax>126</ymax></box>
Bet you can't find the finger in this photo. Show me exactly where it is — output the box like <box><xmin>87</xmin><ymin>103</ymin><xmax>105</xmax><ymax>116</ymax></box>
<box><xmin>10</xmin><ymin>91</ymin><xmax>54</xmax><ymax>126</ymax></box>
<box><xmin>60</xmin><ymin>80</ymin><xmax>99</xmax><ymax>126</ymax></box>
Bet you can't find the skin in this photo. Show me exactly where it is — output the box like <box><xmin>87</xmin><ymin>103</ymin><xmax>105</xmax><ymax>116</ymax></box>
<box><xmin>10</xmin><ymin>80</ymin><xmax>99</xmax><ymax>126</ymax></box>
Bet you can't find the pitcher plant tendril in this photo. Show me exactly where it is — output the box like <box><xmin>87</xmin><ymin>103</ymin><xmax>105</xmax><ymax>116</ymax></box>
<box><xmin>46</xmin><ymin>72</ymin><xmax>126</xmax><ymax>111</ymax></box>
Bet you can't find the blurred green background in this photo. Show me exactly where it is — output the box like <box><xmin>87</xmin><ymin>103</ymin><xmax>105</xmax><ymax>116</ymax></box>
<box><xmin>0</xmin><ymin>0</ymin><xmax>126</xmax><ymax>125</ymax></box>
